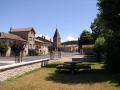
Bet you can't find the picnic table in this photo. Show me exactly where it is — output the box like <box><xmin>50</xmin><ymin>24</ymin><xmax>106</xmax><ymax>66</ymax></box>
<box><xmin>56</xmin><ymin>61</ymin><xmax>91</xmax><ymax>73</ymax></box>
<box><xmin>64</xmin><ymin>61</ymin><xmax>81</xmax><ymax>73</ymax></box>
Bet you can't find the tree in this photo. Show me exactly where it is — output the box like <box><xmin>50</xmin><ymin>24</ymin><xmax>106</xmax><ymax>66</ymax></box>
<box><xmin>78</xmin><ymin>30</ymin><xmax>93</xmax><ymax>47</ymax></box>
<box><xmin>97</xmin><ymin>0</ymin><xmax>120</xmax><ymax>72</ymax></box>
<box><xmin>94</xmin><ymin>37</ymin><xmax>106</xmax><ymax>61</ymax></box>
<box><xmin>0</xmin><ymin>42</ymin><xmax>8</xmax><ymax>56</ymax></box>
<box><xmin>90</xmin><ymin>14</ymin><xmax>111</xmax><ymax>42</ymax></box>
<box><xmin>78</xmin><ymin>30</ymin><xmax>94</xmax><ymax>52</ymax></box>
<box><xmin>48</xmin><ymin>45</ymin><xmax>55</xmax><ymax>60</ymax></box>
<box><xmin>62</xmin><ymin>41</ymin><xmax>78</xmax><ymax>45</ymax></box>
<box><xmin>10</xmin><ymin>40</ymin><xmax>26</xmax><ymax>63</ymax></box>
<box><xmin>98</xmin><ymin>0</ymin><xmax>120</xmax><ymax>32</ymax></box>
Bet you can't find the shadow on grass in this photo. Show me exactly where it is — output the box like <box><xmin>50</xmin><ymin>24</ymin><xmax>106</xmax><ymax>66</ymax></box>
<box><xmin>46</xmin><ymin>62</ymin><xmax>95</xmax><ymax>68</ymax></box>
<box><xmin>46</xmin><ymin>69</ymin><xmax>120</xmax><ymax>86</ymax></box>
<box><xmin>45</xmin><ymin>63</ymin><xmax>60</xmax><ymax>68</ymax></box>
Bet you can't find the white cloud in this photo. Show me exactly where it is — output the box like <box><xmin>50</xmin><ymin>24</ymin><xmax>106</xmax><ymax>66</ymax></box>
<box><xmin>35</xmin><ymin>34</ymin><xmax>50</xmax><ymax>40</ymax></box>
<box><xmin>65</xmin><ymin>36</ymin><xmax>78</xmax><ymax>41</ymax></box>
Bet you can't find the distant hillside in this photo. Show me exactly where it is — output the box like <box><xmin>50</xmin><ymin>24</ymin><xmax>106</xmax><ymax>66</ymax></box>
<box><xmin>62</xmin><ymin>40</ymin><xmax>78</xmax><ymax>45</ymax></box>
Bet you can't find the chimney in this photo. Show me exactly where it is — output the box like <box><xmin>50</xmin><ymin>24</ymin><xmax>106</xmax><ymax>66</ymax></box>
<box><xmin>42</xmin><ymin>35</ymin><xmax>44</xmax><ymax>39</ymax></box>
<box><xmin>9</xmin><ymin>27</ymin><xmax>13</xmax><ymax>33</ymax></box>
<box><xmin>44</xmin><ymin>36</ymin><xmax>45</xmax><ymax>39</ymax></box>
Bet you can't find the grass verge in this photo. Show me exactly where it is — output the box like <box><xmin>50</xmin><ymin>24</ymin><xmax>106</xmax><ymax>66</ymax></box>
<box><xmin>0</xmin><ymin>62</ymin><xmax>120</xmax><ymax>90</ymax></box>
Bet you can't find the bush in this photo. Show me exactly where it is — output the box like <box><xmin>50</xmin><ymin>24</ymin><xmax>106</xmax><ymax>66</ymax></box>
<box><xmin>94</xmin><ymin>37</ymin><xmax>106</xmax><ymax>61</ymax></box>
<box><xmin>28</xmin><ymin>49</ymin><xmax>39</xmax><ymax>56</ymax></box>
<box><xmin>0</xmin><ymin>42</ymin><xmax>8</xmax><ymax>56</ymax></box>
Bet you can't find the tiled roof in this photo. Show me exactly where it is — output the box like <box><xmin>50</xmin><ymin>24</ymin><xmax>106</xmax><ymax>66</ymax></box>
<box><xmin>36</xmin><ymin>36</ymin><xmax>52</xmax><ymax>43</ymax></box>
<box><xmin>0</xmin><ymin>32</ymin><xmax>26</xmax><ymax>41</ymax></box>
<box><xmin>10</xmin><ymin>27</ymin><xmax>36</xmax><ymax>34</ymax></box>
<box><xmin>35</xmin><ymin>38</ymin><xmax>44</xmax><ymax>43</ymax></box>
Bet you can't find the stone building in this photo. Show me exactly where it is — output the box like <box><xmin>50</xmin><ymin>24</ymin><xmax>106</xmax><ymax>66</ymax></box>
<box><xmin>35</xmin><ymin>36</ymin><xmax>52</xmax><ymax>55</ymax></box>
<box><xmin>53</xmin><ymin>28</ymin><xmax>61</xmax><ymax>50</ymax></box>
<box><xmin>0</xmin><ymin>32</ymin><xmax>26</xmax><ymax>56</ymax></box>
<box><xmin>9</xmin><ymin>27</ymin><xmax>36</xmax><ymax>56</ymax></box>
<box><xmin>61</xmin><ymin>44</ymin><xmax>78</xmax><ymax>52</ymax></box>
<box><xmin>81</xmin><ymin>45</ymin><xmax>94</xmax><ymax>55</ymax></box>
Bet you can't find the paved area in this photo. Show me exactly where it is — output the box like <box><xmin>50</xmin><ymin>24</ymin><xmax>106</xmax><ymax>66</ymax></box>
<box><xmin>0</xmin><ymin>52</ymin><xmax>80</xmax><ymax>66</ymax></box>
<box><xmin>49</xmin><ymin>54</ymin><xmax>84</xmax><ymax>64</ymax></box>
<box><xmin>0</xmin><ymin>53</ymin><xmax>84</xmax><ymax>81</ymax></box>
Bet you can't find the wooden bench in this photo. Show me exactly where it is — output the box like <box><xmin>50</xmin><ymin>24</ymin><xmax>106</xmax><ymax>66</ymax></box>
<box><xmin>75</xmin><ymin>64</ymin><xmax>91</xmax><ymax>70</ymax></box>
<box><xmin>56</xmin><ymin>64</ymin><xmax>91</xmax><ymax>71</ymax></box>
<box><xmin>72</xmin><ymin>58</ymin><xmax>84</xmax><ymax>62</ymax></box>
<box><xmin>56</xmin><ymin>64</ymin><xmax>72</xmax><ymax>70</ymax></box>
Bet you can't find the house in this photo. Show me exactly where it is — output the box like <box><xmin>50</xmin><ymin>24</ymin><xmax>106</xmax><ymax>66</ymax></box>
<box><xmin>9</xmin><ymin>27</ymin><xmax>36</xmax><ymax>56</ymax></box>
<box><xmin>61</xmin><ymin>44</ymin><xmax>78</xmax><ymax>52</ymax></box>
<box><xmin>0</xmin><ymin>32</ymin><xmax>26</xmax><ymax>56</ymax></box>
<box><xmin>35</xmin><ymin>38</ymin><xmax>43</xmax><ymax>55</ymax></box>
<box><xmin>36</xmin><ymin>36</ymin><xmax>52</xmax><ymax>55</ymax></box>
<box><xmin>82</xmin><ymin>45</ymin><xmax>94</xmax><ymax>55</ymax></box>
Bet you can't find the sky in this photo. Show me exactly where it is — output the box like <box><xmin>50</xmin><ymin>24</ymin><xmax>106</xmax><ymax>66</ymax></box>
<box><xmin>0</xmin><ymin>0</ymin><xmax>98</xmax><ymax>42</ymax></box>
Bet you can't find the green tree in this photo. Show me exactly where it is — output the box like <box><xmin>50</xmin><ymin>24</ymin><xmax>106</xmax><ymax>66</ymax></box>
<box><xmin>98</xmin><ymin>0</ymin><xmax>120</xmax><ymax>32</ymax></box>
<box><xmin>62</xmin><ymin>41</ymin><xmax>78</xmax><ymax>45</ymax></box>
<box><xmin>90</xmin><ymin>14</ymin><xmax>112</xmax><ymax>42</ymax></box>
<box><xmin>97</xmin><ymin>0</ymin><xmax>120</xmax><ymax>72</ymax></box>
<box><xmin>10</xmin><ymin>40</ymin><xmax>26</xmax><ymax>63</ymax></box>
<box><xmin>0</xmin><ymin>42</ymin><xmax>8</xmax><ymax>56</ymax></box>
<box><xmin>94</xmin><ymin>37</ymin><xmax>106</xmax><ymax>61</ymax></box>
<box><xmin>78</xmin><ymin>30</ymin><xmax>94</xmax><ymax>51</ymax></box>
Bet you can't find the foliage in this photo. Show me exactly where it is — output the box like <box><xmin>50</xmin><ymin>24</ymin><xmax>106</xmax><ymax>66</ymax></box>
<box><xmin>78</xmin><ymin>30</ymin><xmax>94</xmax><ymax>49</ymax></box>
<box><xmin>97</xmin><ymin>0</ymin><xmax>120</xmax><ymax>32</ymax></box>
<box><xmin>97</xmin><ymin>0</ymin><xmax>120</xmax><ymax>72</ymax></box>
<box><xmin>29</xmin><ymin>49</ymin><xmax>38</xmax><ymax>56</ymax></box>
<box><xmin>62</xmin><ymin>40</ymin><xmax>78</xmax><ymax>45</ymax></box>
<box><xmin>11</xmin><ymin>41</ymin><xmax>25</xmax><ymax>54</ymax></box>
<box><xmin>0</xmin><ymin>42</ymin><xmax>8</xmax><ymax>56</ymax></box>
<box><xmin>94</xmin><ymin>37</ymin><xmax>106</xmax><ymax>61</ymax></box>
<box><xmin>90</xmin><ymin>14</ymin><xmax>112</xmax><ymax>42</ymax></box>
<box><xmin>105</xmin><ymin>35</ymin><xmax>120</xmax><ymax>72</ymax></box>
<box><xmin>10</xmin><ymin>40</ymin><xmax>26</xmax><ymax>63</ymax></box>
<box><xmin>48</xmin><ymin>45</ymin><xmax>55</xmax><ymax>52</ymax></box>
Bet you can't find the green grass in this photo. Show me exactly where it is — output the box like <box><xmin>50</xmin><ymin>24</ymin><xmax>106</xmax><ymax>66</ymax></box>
<box><xmin>0</xmin><ymin>62</ymin><xmax>120</xmax><ymax>90</ymax></box>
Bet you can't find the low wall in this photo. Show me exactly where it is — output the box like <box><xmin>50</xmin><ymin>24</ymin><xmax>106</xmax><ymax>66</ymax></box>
<box><xmin>0</xmin><ymin>58</ymin><xmax>49</xmax><ymax>81</ymax></box>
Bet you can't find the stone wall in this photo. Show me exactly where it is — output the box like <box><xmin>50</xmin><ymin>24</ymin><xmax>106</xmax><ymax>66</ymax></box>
<box><xmin>0</xmin><ymin>59</ymin><xmax>49</xmax><ymax>81</ymax></box>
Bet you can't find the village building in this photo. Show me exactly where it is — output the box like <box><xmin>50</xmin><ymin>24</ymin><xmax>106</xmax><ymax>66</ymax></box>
<box><xmin>53</xmin><ymin>28</ymin><xmax>61</xmax><ymax>50</ymax></box>
<box><xmin>35</xmin><ymin>36</ymin><xmax>52</xmax><ymax>55</ymax></box>
<box><xmin>0</xmin><ymin>27</ymin><xmax>80</xmax><ymax>56</ymax></box>
<box><xmin>0</xmin><ymin>32</ymin><xmax>26</xmax><ymax>56</ymax></box>
<box><xmin>0</xmin><ymin>27</ymin><xmax>53</xmax><ymax>56</ymax></box>
<box><xmin>9</xmin><ymin>27</ymin><xmax>36</xmax><ymax>56</ymax></box>
<box><xmin>81</xmin><ymin>44</ymin><xmax>94</xmax><ymax>55</ymax></box>
<box><xmin>61</xmin><ymin>44</ymin><xmax>78</xmax><ymax>52</ymax></box>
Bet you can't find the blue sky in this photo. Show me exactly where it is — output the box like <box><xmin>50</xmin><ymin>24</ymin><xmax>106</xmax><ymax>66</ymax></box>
<box><xmin>0</xmin><ymin>0</ymin><xmax>98</xmax><ymax>42</ymax></box>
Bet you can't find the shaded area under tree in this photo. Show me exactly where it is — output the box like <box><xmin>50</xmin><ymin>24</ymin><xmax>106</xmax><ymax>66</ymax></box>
<box><xmin>45</xmin><ymin>63</ymin><xmax>120</xmax><ymax>86</ymax></box>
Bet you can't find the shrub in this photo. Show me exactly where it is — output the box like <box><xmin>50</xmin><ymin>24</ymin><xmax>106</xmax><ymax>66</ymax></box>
<box><xmin>0</xmin><ymin>42</ymin><xmax>8</xmax><ymax>56</ymax></box>
<box><xmin>94</xmin><ymin>37</ymin><xmax>106</xmax><ymax>61</ymax></box>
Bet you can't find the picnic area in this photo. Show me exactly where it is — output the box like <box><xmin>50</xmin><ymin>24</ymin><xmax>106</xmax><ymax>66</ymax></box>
<box><xmin>0</xmin><ymin>56</ymin><xmax>120</xmax><ymax>90</ymax></box>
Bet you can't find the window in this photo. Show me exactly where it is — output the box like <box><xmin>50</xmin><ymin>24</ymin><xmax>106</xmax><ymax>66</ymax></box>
<box><xmin>29</xmin><ymin>37</ymin><xmax>32</xmax><ymax>41</ymax></box>
<box><xmin>29</xmin><ymin>44</ymin><xmax>32</xmax><ymax>49</ymax></box>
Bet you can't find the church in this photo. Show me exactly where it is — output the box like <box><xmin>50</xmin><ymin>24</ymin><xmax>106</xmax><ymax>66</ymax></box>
<box><xmin>53</xmin><ymin>28</ymin><xmax>61</xmax><ymax>50</ymax></box>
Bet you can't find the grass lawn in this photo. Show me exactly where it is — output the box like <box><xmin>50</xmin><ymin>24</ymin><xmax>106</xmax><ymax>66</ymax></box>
<box><xmin>0</xmin><ymin>62</ymin><xmax>120</xmax><ymax>90</ymax></box>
